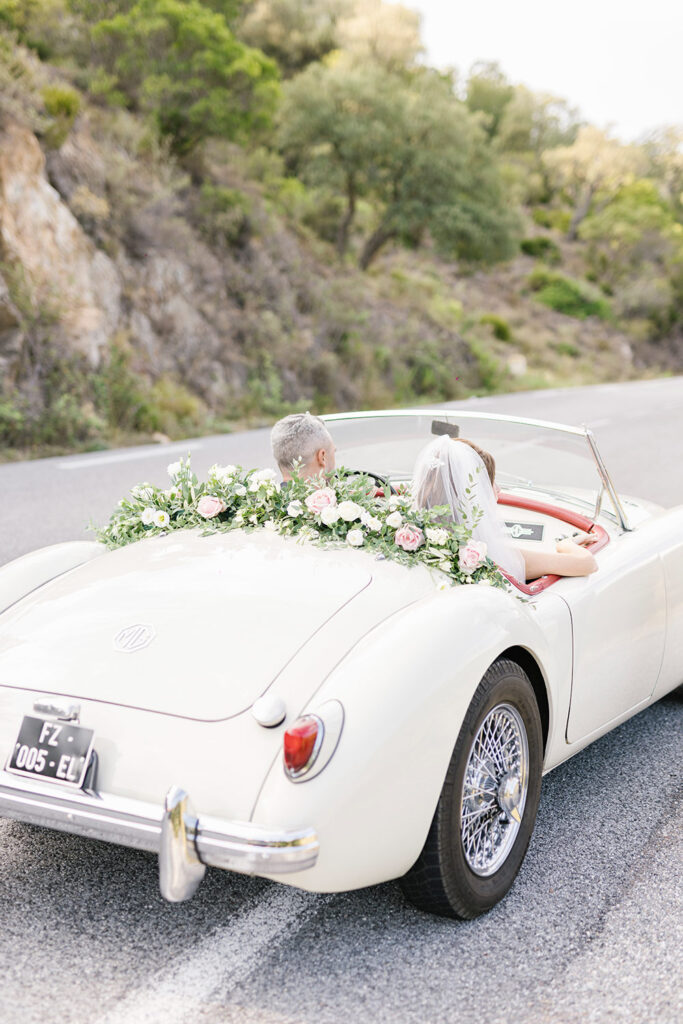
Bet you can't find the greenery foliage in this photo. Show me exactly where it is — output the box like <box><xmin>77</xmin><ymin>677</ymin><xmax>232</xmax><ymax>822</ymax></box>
<box><xmin>532</xmin><ymin>207</ymin><xmax>572</xmax><ymax>232</ymax></box>
<box><xmin>0</xmin><ymin>0</ymin><xmax>680</xmax><ymax>458</ymax></box>
<box><xmin>277</xmin><ymin>60</ymin><xmax>521</xmax><ymax>267</ymax></box>
<box><xmin>479</xmin><ymin>313</ymin><xmax>512</xmax><ymax>341</ymax></box>
<box><xmin>90</xmin><ymin>0</ymin><xmax>280</xmax><ymax>153</ymax></box>
<box><xmin>578</xmin><ymin>179</ymin><xmax>683</xmax><ymax>332</ymax></box>
<box><xmin>95</xmin><ymin>456</ymin><xmax>512</xmax><ymax>593</ymax></box>
<box><xmin>527</xmin><ymin>267</ymin><xmax>611</xmax><ymax>320</ymax></box>
<box><xmin>520</xmin><ymin>236</ymin><xmax>561</xmax><ymax>262</ymax></box>
<box><xmin>41</xmin><ymin>81</ymin><xmax>80</xmax><ymax>145</ymax></box>
<box><xmin>194</xmin><ymin>184</ymin><xmax>253</xmax><ymax>248</ymax></box>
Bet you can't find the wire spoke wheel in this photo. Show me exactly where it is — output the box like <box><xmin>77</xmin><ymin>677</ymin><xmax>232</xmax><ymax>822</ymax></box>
<box><xmin>400</xmin><ymin>659</ymin><xmax>543</xmax><ymax>919</ymax></box>
<box><xmin>460</xmin><ymin>703</ymin><xmax>529</xmax><ymax>876</ymax></box>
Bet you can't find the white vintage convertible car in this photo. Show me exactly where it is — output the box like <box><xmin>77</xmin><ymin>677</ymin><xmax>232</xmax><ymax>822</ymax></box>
<box><xmin>0</xmin><ymin>410</ymin><xmax>681</xmax><ymax>919</ymax></box>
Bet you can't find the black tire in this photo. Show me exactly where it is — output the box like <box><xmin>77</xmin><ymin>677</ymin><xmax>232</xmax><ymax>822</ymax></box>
<box><xmin>400</xmin><ymin>658</ymin><xmax>543</xmax><ymax>920</ymax></box>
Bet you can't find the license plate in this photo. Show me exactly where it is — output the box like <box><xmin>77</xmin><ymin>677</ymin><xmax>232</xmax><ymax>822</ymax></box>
<box><xmin>6</xmin><ymin>716</ymin><xmax>94</xmax><ymax>788</ymax></box>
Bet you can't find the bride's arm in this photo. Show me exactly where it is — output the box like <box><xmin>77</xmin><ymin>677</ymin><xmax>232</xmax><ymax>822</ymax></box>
<box><xmin>520</xmin><ymin>537</ymin><xmax>598</xmax><ymax>581</ymax></box>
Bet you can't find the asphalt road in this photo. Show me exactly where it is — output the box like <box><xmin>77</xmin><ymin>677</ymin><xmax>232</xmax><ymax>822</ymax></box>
<box><xmin>1</xmin><ymin>377</ymin><xmax>682</xmax><ymax>1024</ymax></box>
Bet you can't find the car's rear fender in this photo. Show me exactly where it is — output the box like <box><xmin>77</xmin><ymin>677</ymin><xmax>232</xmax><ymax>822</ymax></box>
<box><xmin>252</xmin><ymin>584</ymin><xmax>572</xmax><ymax>893</ymax></box>
<box><xmin>0</xmin><ymin>542</ymin><xmax>104</xmax><ymax>615</ymax></box>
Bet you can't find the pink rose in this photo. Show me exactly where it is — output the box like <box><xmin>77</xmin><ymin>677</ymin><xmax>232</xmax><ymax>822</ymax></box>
<box><xmin>395</xmin><ymin>523</ymin><xmax>425</xmax><ymax>552</ymax></box>
<box><xmin>305</xmin><ymin>487</ymin><xmax>337</xmax><ymax>515</ymax></box>
<box><xmin>197</xmin><ymin>495</ymin><xmax>227</xmax><ymax>519</ymax></box>
<box><xmin>458</xmin><ymin>539</ymin><xmax>487</xmax><ymax>574</ymax></box>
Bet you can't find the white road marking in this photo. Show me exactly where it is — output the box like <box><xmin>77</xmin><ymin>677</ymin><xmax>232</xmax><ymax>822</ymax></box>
<box><xmin>57</xmin><ymin>442</ymin><xmax>204</xmax><ymax>470</ymax></box>
<box><xmin>95</xmin><ymin>886</ymin><xmax>327</xmax><ymax>1024</ymax></box>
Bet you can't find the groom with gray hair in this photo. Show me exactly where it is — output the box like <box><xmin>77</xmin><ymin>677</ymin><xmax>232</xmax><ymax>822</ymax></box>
<box><xmin>271</xmin><ymin>412</ymin><xmax>336</xmax><ymax>481</ymax></box>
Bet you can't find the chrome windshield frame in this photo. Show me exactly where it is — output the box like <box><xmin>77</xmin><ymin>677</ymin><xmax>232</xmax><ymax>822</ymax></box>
<box><xmin>321</xmin><ymin>408</ymin><xmax>631</xmax><ymax>531</ymax></box>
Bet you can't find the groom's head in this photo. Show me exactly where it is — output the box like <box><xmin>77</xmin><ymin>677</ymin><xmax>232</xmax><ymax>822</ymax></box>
<box><xmin>271</xmin><ymin>412</ymin><xmax>336</xmax><ymax>481</ymax></box>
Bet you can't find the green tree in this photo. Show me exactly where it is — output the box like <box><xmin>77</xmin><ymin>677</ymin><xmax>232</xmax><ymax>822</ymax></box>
<box><xmin>496</xmin><ymin>85</ymin><xmax>581</xmax><ymax>155</ymax></box>
<box><xmin>464</xmin><ymin>61</ymin><xmax>514</xmax><ymax>140</ymax></box>
<box><xmin>278</xmin><ymin>60</ymin><xmax>519</xmax><ymax>268</ymax></box>
<box><xmin>542</xmin><ymin>125</ymin><xmax>646</xmax><ymax>239</ymax></box>
<box><xmin>579</xmin><ymin>179</ymin><xmax>683</xmax><ymax>330</ymax></box>
<box><xmin>641</xmin><ymin>125</ymin><xmax>683</xmax><ymax>223</ymax></box>
<box><xmin>336</xmin><ymin>0</ymin><xmax>422</xmax><ymax>71</ymax></box>
<box><xmin>0</xmin><ymin>0</ymin><xmax>77</xmax><ymax>59</ymax></box>
<box><xmin>91</xmin><ymin>0</ymin><xmax>279</xmax><ymax>154</ymax></box>
<box><xmin>239</xmin><ymin>0</ymin><xmax>348</xmax><ymax>76</ymax></box>
<box><xmin>493</xmin><ymin>85</ymin><xmax>582</xmax><ymax>204</ymax></box>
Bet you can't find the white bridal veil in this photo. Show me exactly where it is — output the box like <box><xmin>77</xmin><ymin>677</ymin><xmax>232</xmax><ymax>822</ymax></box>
<box><xmin>412</xmin><ymin>435</ymin><xmax>525</xmax><ymax>582</ymax></box>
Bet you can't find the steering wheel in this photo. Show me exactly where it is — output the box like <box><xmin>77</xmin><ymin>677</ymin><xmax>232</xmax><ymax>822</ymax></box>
<box><xmin>335</xmin><ymin>468</ymin><xmax>397</xmax><ymax>496</ymax></box>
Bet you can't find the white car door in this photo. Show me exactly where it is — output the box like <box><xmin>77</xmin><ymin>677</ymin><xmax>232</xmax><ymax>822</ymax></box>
<box><xmin>560</xmin><ymin>522</ymin><xmax>667</xmax><ymax>744</ymax></box>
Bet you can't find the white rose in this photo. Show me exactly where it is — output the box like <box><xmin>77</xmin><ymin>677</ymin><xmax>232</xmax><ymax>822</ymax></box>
<box><xmin>426</xmin><ymin>527</ymin><xmax>450</xmax><ymax>546</ymax></box>
<box><xmin>320</xmin><ymin>506</ymin><xmax>340</xmax><ymax>526</ymax></box>
<box><xmin>153</xmin><ymin>510</ymin><xmax>170</xmax><ymax>528</ymax></box>
<box><xmin>264</xmin><ymin>519</ymin><xmax>278</xmax><ymax>531</ymax></box>
<box><xmin>210</xmin><ymin>463</ymin><xmax>238</xmax><ymax>481</ymax></box>
<box><xmin>141</xmin><ymin>507</ymin><xmax>156</xmax><ymax>525</ymax></box>
<box><xmin>386</xmin><ymin>511</ymin><xmax>402</xmax><ymax>529</ymax></box>
<box><xmin>337</xmin><ymin>500</ymin><xmax>363</xmax><ymax>522</ymax></box>
<box><xmin>287</xmin><ymin>500</ymin><xmax>304</xmax><ymax>517</ymax></box>
<box><xmin>234</xmin><ymin>484</ymin><xmax>247</xmax><ymax>497</ymax></box>
<box><xmin>251</xmin><ymin>468</ymin><xmax>278</xmax><ymax>487</ymax></box>
<box><xmin>438</xmin><ymin>560</ymin><xmax>453</xmax><ymax>574</ymax></box>
<box><xmin>346</xmin><ymin>529</ymin><xmax>364</xmax><ymax>547</ymax></box>
<box><xmin>360</xmin><ymin>511</ymin><xmax>382</xmax><ymax>532</ymax></box>
<box><xmin>388</xmin><ymin>496</ymin><xmax>402</xmax><ymax>511</ymax></box>
<box><xmin>167</xmin><ymin>461</ymin><xmax>182</xmax><ymax>479</ymax></box>
<box><xmin>248</xmin><ymin>480</ymin><xmax>260</xmax><ymax>493</ymax></box>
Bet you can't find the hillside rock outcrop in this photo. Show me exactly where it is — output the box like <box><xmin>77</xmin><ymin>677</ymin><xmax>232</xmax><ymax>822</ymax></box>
<box><xmin>0</xmin><ymin>119</ymin><xmax>120</xmax><ymax>365</ymax></box>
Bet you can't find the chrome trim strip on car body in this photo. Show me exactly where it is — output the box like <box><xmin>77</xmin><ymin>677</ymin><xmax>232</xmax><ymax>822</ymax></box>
<box><xmin>32</xmin><ymin>700</ymin><xmax>81</xmax><ymax>722</ymax></box>
<box><xmin>584</xmin><ymin>429</ymin><xmax>631</xmax><ymax>531</ymax></box>
<box><xmin>0</xmin><ymin>771</ymin><xmax>319</xmax><ymax>883</ymax></box>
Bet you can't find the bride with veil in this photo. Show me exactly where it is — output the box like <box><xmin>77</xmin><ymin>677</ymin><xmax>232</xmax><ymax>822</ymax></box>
<box><xmin>412</xmin><ymin>435</ymin><xmax>597</xmax><ymax>583</ymax></box>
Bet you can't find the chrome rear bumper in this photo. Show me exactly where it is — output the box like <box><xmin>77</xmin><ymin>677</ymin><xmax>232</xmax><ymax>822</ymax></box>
<box><xmin>0</xmin><ymin>771</ymin><xmax>318</xmax><ymax>901</ymax></box>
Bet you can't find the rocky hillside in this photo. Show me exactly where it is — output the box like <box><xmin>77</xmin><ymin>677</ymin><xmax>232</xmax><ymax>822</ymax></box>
<box><xmin>0</xmin><ymin>14</ymin><xmax>680</xmax><ymax>457</ymax></box>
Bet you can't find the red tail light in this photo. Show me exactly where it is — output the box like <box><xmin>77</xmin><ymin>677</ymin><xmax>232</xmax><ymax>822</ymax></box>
<box><xmin>284</xmin><ymin>716</ymin><xmax>323</xmax><ymax>778</ymax></box>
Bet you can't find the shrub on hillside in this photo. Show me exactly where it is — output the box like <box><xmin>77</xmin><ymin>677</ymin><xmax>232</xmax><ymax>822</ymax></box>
<box><xmin>527</xmin><ymin>267</ymin><xmax>611</xmax><ymax>320</ymax></box>
<box><xmin>532</xmin><ymin>207</ymin><xmax>571</xmax><ymax>233</ymax></box>
<box><xmin>195</xmin><ymin>184</ymin><xmax>253</xmax><ymax>249</ymax></box>
<box><xmin>42</xmin><ymin>81</ymin><xmax>80</xmax><ymax>118</ymax></box>
<box><xmin>479</xmin><ymin>313</ymin><xmax>512</xmax><ymax>341</ymax></box>
<box><xmin>0</xmin><ymin>27</ymin><xmax>47</xmax><ymax>129</ymax></box>
<box><xmin>520</xmin><ymin>236</ymin><xmax>560</xmax><ymax>263</ymax></box>
<box><xmin>551</xmin><ymin>339</ymin><xmax>580</xmax><ymax>358</ymax></box>
<box><xmin>41</xmin><ymin>82</ymin><xmax>81</xmax><ymax>147</ymax></box>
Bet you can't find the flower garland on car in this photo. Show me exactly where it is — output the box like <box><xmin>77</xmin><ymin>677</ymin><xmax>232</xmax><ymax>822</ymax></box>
<box><xmin>94</xmin><ymin>458</ymin><xmax>510</xmax><ymax>590</ymax></box>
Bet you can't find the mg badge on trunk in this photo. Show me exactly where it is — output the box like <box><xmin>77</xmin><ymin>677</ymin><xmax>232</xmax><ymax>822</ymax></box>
<box><xmin>114</xmin><ymin>624</ymin><xmax>156</xmax><ymax>652</ymax></box>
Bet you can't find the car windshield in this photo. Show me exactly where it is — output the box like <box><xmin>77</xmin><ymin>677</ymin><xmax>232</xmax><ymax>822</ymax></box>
<box><xmin>322</xmin><ymin>410</ymin><xmax>626</xmax><ymax>526</ymax></box>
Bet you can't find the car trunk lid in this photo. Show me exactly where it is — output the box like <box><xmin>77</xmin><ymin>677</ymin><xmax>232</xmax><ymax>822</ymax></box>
<box><xmin>0</xmin><ymin>530</ymin><xmax>372</xmax><ymax>720</ymax></box>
